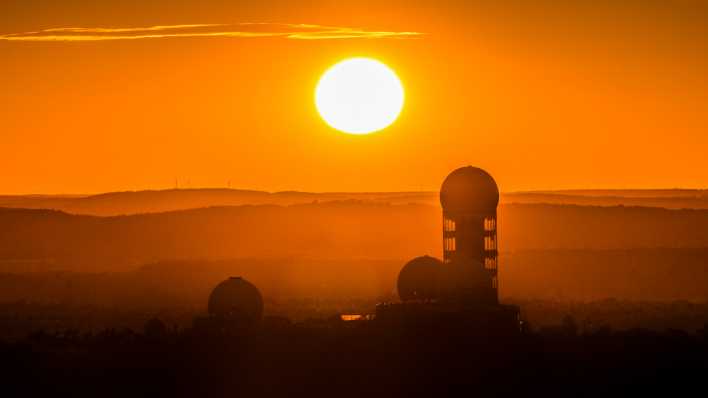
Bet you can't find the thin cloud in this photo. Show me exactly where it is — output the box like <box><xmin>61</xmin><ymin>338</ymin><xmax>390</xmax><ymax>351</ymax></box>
<box><xmin>0</xmin><ymin>23</ymin><xmax>423</xmax><ymax>42</ymax></box>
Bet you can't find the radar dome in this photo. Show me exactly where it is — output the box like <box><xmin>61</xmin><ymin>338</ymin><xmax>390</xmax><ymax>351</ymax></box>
<box><xmin>440</xmin><ymin>166</ymin><xmax>499</xmax><ymax>214</ymax></box>
<box><xmin>397</xmin><ymin>256</ymin><xmax>443</xmax><ymax>301</ymax></box>
<box><xmin>208</xmin><ymin>277</ymin><xmax>264</xmax><ymax>323</ymax></box>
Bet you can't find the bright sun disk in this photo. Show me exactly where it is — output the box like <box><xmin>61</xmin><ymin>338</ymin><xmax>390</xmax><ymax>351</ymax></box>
<box><xmin>315</xmin><ymin>57</ymin><xmax>404</xmax><ymax>135</ymax></box>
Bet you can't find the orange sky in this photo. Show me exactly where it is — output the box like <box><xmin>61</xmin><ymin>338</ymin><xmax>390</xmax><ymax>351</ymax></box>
<box><xmin>1</xmin><ymin>0</ymin><xmax>707</xmax><ymax>194</ymax></box>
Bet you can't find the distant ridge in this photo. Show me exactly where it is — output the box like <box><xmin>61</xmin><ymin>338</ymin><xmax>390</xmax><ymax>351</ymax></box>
<box><xmin>512</xmin><ymin>189</ymin><xmax>708</xmax><ymax>198</ymax></box>
<box><xmin>0</xmin><ymin>189</ymin><xmax>438</xmax><ymax>216</ymax></box>
<box><xmin>1</xmin><ymin>188</ymin><xmax>708</xmax><ymax>216</ymax></box>
<box><xmin>2</xmin><ymin>202</ymin><xmax>708</xmax><ymax>275</ymax></box>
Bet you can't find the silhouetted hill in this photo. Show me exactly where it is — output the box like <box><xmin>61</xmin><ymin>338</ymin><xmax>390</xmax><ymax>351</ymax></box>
<box><xmin>504</xmin><ymin>192</ymin><xmax>708</xmax><ymax>209</ymax></box>
<box><xmin>2</xmin><ymin>201</ymin><xmax>708</xmax><ymax>335</ymax></box>
<box><xmin>2</xmin><ymin>188</ymin><xmax>708</xmax><ymax>216</ymax></box>
<box><xmin>526</xmin><ymin>189</ymin><xmax>708</xmax><ymax>198</ymax></box>
<box><xmin>2</xmin><ymin>249</ymin><xmax>708</xmax><ymax>321</ymax></box>
<box><xmin>0</xmin><ymin>202</ymin><xmax>438</xmax><ymax>270</ymax></box>
<box><xmin>500</xmin><ymin>203</ymin><xmax>708</xmax><ymax>250</ymax></box>
<box><xmin>503</xmin><ymin>249</ymin><xmax>708</xmax><ymax>301</ymax></box>
<box><xmin>2</xmin><ymin>202</ymin><xmax>708</xmax><ymax>271</ymax></box>
<box><xmin>0</xmin><ymin>190</ymin><xmax>438</xmax><ymax>216</ymax></box>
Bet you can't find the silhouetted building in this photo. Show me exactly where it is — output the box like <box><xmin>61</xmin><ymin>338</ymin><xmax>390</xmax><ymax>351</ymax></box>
<box><xmin>209</xmin><ymin>276</ymin><xmax>264</xmax><ymax>322</ymax></box>
<box><xmin>378</xmin><ymin>166</ymin><xmax>519</xmax><ymax>332</ymax></box>
<box><xmin>440</xmin><ymin>166</ymin><xmax>499</xmax><ymax>305</ymax></box>
<box><xmin>194</xmin><ymin>276</ymin><xmax>264</xmax><ymax>332</ymax></box>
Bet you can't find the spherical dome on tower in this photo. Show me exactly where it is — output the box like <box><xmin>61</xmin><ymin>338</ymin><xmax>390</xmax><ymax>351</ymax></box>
<box><xmin>440</xmin><ymin>166</ymin><xmax>499</xmax><ymax>214</ymax></box>
<box><xmin>397</xmin><ymin>255</ymin><xmax>443</xmax><ymax>301</ymax></box>
<box><xmin>208</xmin><ymin>277</ymin><xmax>264</xmax><ymax>322</ymax></box>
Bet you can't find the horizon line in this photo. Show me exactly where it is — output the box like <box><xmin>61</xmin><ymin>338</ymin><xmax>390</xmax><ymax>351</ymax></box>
<box><xmin>1</xmin><ymin>186</ymin><xmax>706</xmax><ymax>198</ymax></box>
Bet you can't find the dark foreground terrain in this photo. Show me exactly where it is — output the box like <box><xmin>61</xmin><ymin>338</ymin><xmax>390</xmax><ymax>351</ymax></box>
<box><xmin>3</xmin><ymin>318</ymin><xmax>707</xmax><ymax>398</ymax></box>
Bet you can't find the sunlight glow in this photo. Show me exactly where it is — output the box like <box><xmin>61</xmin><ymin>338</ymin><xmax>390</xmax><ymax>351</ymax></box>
<box><xmin>315</xmin><ymin>58</ymin><xmax>404</xmax><ymax>135</ymax></box>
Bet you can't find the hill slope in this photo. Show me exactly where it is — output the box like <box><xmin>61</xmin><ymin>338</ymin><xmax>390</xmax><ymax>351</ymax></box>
<box><xmin>2</xmin><ymin>188</ymin><xmax>708</xmax><ymax>216</ymax></box>
<box><xmin>2</xmin><ymin>202</ymin><xmax>708</xmax><ymax>272</ymax></box>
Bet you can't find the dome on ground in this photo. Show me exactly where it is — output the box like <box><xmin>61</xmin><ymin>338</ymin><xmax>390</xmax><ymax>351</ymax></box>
<box><xmin>143</xmin><ymin>317</ymin><xmax>167</xmax><ymax>337</ymax></box>
<box><xmin>440</xmin><ymin>166</ymin><xmax>499</xmax><ymax>214</ymax></box>
<box><xmin>208</xmin><ymin>277</ymin><xmax>264</xmax><ymax>322</ymax></box>
<box><xmin>397</xmin><ymin>256</ymin><xmax>443</xmax><ymax>301</ymax></box>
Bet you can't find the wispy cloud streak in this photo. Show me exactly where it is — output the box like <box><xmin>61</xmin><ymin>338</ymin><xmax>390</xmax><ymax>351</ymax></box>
<box><xmin>0</xmin><ymin>23</ymin><xmax>422</xmax><ymax>42</ymax></box>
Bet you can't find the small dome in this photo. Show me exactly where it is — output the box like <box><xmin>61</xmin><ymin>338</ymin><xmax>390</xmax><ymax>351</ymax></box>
<box><xmin>143</xmin><ymin>317</ymin><xmax>167</xmax><ymax>337</ymax></box>
<box><xmin>208</xmin><ymin>277</ymin><xmax>264</xmax><ymax>322</ymax></box>
<box><xmin>397</xmin><ymin>256</ymin><xmax>443</xmax><ymax>301</ymax></box>
<box><xmin>440</xmin><ymin>166</ymin><xmax>499</xmax><ymax>214</ymax></box>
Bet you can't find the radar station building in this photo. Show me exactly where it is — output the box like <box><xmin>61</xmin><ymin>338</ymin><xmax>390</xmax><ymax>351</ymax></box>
<box><xmin>440</xmin><ymin>166</ymin><xmax>499</xmax><ymax>305</ymax></box>
<box><xmin>193</xmin><ymin>276</ymin><xmax>264</xmax><ymax>333</ymax></box>
<box><xmin>377</xmin><ymin>166</ymin><xmax>519</xmax><ymax>332</ymax></box>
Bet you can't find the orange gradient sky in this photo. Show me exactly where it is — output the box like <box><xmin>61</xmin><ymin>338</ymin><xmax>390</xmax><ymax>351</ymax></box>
<box><xmin>1</xmin><ymin>0</ymin><xmax>707</xmax><ymax>194</ymax></box>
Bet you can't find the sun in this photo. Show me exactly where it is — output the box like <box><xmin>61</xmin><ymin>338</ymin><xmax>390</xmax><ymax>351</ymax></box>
<box><xmin>315</xmin><ymin>57</ymin><xmax>404</xmax><ymax>135</ymax></box>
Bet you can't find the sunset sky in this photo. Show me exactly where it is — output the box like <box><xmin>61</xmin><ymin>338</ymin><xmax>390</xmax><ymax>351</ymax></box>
<box><xmin>1</xmin><ymin>0</ymin><xmax>707</xmax><ymax>194</ymax></box>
